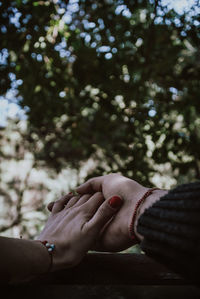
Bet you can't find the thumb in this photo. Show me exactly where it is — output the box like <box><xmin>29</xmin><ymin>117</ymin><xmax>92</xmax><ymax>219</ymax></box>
<box><xmin>87</xmin><ymin>196</ymin><xmax>123</xmax><ymax>232</ymax></box>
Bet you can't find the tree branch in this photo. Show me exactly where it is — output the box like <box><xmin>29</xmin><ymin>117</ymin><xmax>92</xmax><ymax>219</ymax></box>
<box><xmin>0</xmin><ymin>169</ymin><xmax>32</xmax><ymax>234</ymax></box>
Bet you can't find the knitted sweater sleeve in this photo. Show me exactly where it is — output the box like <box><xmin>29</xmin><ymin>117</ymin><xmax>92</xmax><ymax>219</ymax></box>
<box><xmin>136</xmin><ymin>182</ymin><xmax>200</xmax><ymax>283</ymax></box>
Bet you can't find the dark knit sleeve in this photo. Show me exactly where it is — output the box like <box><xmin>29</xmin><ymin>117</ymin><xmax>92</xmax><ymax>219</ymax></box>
<box><xmin>136</xmin><ymin>181</ymin><xmax>200</xmax><ymax>284</ymax></box>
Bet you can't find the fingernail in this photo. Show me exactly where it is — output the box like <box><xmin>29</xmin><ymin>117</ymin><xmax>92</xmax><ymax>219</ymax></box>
<box><xmin>108</xmin><ymin>196</ymin><xmax>122</xmax><ymax>208</ymax></box>
<box><xmin>68</xmin><ymin>192</ymin><xmax>73</xmax><ymax>195</ymax></box>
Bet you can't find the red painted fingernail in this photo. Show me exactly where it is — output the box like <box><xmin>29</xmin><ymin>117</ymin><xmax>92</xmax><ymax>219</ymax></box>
<box><xmin>108</xmin><ymin>196</ymin><xmax>122</xmax><ymax>208</ymax></box>
<box><xmin>68</xmin><ymin>192</ymin><xmax>73</xmax><ymax>195</ymax></box>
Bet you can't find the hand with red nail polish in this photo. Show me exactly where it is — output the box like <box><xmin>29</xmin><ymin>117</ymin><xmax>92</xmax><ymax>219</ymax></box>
<box><xmin>76</xmin><ymin>174</ymin><xmax>149</xmax><ymax>252</ymax></box>
<box><xmin>109</xmin><ymin>196</ymin><xmax>123</xmax><ymax>209</ymax></box>
<box><xmin>0</xmin><ymin>192</ymin><xmax>123</xmax><ymax>284</ymax></box>
<box><xmin>48</xmin><ymin>174</ymin><xmax>165</xmax><ymax>252</ymax></box>
<box><xmin>39</xmin><ymin>192</ymin><xmax>122</xmax><ymax>272</ymax></box>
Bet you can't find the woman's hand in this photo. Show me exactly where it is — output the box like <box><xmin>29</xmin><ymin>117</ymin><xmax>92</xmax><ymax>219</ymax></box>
<box><xmin>38</xmin><ymin>191</ymin><xmax>122</xmax><ymax>271</ymax></box>
<box><xmin>48</xmin><ymin>174</ymin><xmax>146</xmax><ymax>251</ymax></box>
<box><xmin>75</xmin><ymin>174</ymin><xmax>167</xmax><ymax>251</ymax></box>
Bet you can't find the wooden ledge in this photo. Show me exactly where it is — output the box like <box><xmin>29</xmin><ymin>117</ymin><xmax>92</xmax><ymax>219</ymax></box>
<box><xmin>29</xmin><ymin>253</ymin><xmax>188</xmax><ymax>285</ymax></box>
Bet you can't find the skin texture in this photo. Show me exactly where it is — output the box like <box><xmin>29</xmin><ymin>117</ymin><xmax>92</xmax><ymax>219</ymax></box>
<box><xmin>39</xmin><ymin>191</ymin><xmax>122</xmax><ymax>270</ymax></box>
<box><xmin>76</xmin><ymin>174</ymin><xmax>148</xmax><ymax>251</ymax></box>
<box><xmin>49</xmin><ymin>173</ymin><xmax>168</xmax><ymax>252</ymax></box>
<box><xmin>1</xmin><ymin>192</ymin><xmax>122</xmax><ymax>283</ymax></box>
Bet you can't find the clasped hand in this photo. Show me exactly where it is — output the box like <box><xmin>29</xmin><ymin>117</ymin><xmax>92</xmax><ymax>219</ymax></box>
<box><xmin>45</xmin><ymin>173</ymin><xmax>166</xmax><ymax>271</ymax></box>
<box><xmin>47</xmin><ymin>174</ymin><xmax>148</xmax><ymax>253</ymax></box>
<box><xmin>38</xmin><ymin>191</ymin><xmax>122</xmax><ymax>271</ymax></box>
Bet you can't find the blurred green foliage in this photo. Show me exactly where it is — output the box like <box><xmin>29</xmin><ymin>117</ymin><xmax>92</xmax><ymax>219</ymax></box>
<box><xmin>1</xmin><ymin>0</ymin><xmax>200</xmax><ymax>186</ymax></box>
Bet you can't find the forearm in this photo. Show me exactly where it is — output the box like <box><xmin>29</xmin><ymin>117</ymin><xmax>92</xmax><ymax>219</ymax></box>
<box><xmin>0</xmin><ymin>236</ymin><xmax>50</xmax><ymax>284</ymax></box>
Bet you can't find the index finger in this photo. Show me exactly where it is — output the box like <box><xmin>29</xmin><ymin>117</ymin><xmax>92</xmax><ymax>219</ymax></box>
<box><xmin>76</xmin><ymin>176</ymin><xmax>103</xmax><ymax>194</ymax></box>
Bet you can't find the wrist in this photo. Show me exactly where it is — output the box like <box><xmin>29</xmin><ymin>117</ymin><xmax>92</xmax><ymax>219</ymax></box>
<box><xmin>134</xmin><ymin>189</ymin><xmax>168</xmax><ymax>242</ymax></box>
<box><xmin>126</xmin><ymin>181</ymin><xmax>148</xmax><ymax>244</ymax></box>
<box><xmin>31</xmin><ymin>240</ymin><xmax>51</xmax><ymax>275</ymax></box>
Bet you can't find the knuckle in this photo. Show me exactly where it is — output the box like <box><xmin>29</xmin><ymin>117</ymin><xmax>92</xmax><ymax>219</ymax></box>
<box><xmin>71</xmin><ymin>206</ymin><xmax>80</xmax><ymax>214</ymax></box>
<box><xmin>107</xmin><ymin>173</ymin><xmax>119</xmax><ymax>179</ymax></box>
<box><xmin>83</xmin><ymin>194</ymin><xmax>91</xmax><ymax>200</ymax></box>
<box><xmin>95</xmin><ymin>191</ymin><xmax>103</xmax><ymax>199</ymax></box>
<box><xmin>88</xmin><ymin>177</ymin><xmax>95</xmax><ymax>184</ymax></box>
<box><xmin>83</xmin><ymin>208</ymin><xmax>94</xmax><ymax>220</ymax></box>
<box><xmin>74</xmin><ymin>195</ymin><xmax>81</xmax><ymax>201</ymax></box>
<box><xmin>112</xmin><ymin>173</ymin><xmax>121</xmax><ymax>177</ymax></box>
<box><xmin>73</xmin><ymin>206</ymin><xmax>89</xmax><ymax>219</ymax></box>
<box><xmin>88</xmin><ymin>176</ymin><xmax>100</xmax><ymax>183</ymax></box>
<box><xmin>98</xmin><ymin>204</ymin><xmax>111</xmax><ymax>217</ymax></box>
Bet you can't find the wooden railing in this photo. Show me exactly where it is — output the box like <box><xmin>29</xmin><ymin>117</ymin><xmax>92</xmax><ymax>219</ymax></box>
<box><xmin>29</xmin><ymin>253</ymin><xmax>188</xmax><ymax>285</ymax></box>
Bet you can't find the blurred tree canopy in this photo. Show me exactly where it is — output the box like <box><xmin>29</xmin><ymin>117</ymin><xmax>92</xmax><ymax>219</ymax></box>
<box><xmin>1</xmin><ymin>0</ymin><xmax>200</xmax><ymax>186</ymax></box>
<box><xmin>0</xmin><ymin>119</ymin><xmax>81</xmax><ymax>238</ymax></box>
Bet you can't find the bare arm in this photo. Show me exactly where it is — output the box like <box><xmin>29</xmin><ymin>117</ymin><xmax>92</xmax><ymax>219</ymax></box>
<box><xmin>1</xmin><ymin>192</ymin><xmax>122</xmax><ymax>284</ymax></box>
<box><xmin>0</xmin><ymin>236</ymin><xmax>49</xmax><ymax>284</ymax></box>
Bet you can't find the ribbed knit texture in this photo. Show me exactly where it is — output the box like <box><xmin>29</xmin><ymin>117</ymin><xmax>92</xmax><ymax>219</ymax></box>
<box><xmin>137</xmin><ymin>182</ymin><xmax>200</xmax><ymax>284</ymax></box>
